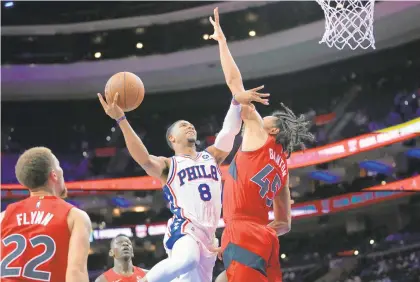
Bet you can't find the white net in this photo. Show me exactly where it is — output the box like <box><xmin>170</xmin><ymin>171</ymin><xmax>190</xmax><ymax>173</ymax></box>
<box><xmin>316</xmin><ymin>0</ymin><xmax>376</xmax><ymax>50</ymax></box>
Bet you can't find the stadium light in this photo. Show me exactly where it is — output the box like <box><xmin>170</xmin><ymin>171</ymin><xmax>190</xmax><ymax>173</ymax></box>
<box><xmin>4</xmin><ymin>2</ymin><xmax>14</xmax><ymax>8</ymax></box>
<box><xmin>113</xmin><ymin>208</ymin><xmax>121</xmax><ymax>217</ymax></box>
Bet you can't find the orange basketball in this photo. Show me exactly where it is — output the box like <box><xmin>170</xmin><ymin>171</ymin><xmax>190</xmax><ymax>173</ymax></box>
<box><xmin>104</xmin><ymin>72</ymin><xmax>145</xmax><ymax>112</ymax></box>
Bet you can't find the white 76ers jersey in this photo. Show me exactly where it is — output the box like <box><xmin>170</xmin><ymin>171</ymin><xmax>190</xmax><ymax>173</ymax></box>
<box><xmin>163</xmin><ymin>151</ymin><xmax>222</xmax><ymax>249</ymax></box>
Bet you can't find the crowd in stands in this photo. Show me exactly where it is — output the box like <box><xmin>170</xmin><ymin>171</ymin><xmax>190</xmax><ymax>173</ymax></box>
<box><xmin>342</xmin><ymin>245</ymin><xmax>420</xmax><ymax>282</ymax></box>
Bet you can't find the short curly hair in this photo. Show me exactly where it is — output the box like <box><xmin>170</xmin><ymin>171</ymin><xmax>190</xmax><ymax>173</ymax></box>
<box><xmin>15</xmin><ymin>147</ymin><xmax>54</xmax><ymax>189</ymax></box>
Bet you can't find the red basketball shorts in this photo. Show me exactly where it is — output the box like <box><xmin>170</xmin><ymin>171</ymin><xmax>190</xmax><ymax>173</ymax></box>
<box><xmin>221</xmin><ymin>220</ymin><xmax>282</xmax><ymax>282</ymax></box>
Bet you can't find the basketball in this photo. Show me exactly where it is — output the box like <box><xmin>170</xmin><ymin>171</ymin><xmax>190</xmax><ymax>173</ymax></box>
<box><xmin>104</xmin><ymin>72</ymin><xmax>145</xmax><ymax>112</ymax></box>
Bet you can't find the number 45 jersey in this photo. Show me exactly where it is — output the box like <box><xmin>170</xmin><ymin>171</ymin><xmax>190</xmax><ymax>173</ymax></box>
<box><xmin>163</xmin><ymin>151</ymin><xmax>222</xmax><ymax>250</ymax></box>
<box><xmin>223</xmin><ymin>136</ymin><xmax>289</xmax><ymax>225</ymax></box>
<box><xmin>1</xmin><ymin>196</ymin><xmax>74</xmax><ymax>282</ymax></box>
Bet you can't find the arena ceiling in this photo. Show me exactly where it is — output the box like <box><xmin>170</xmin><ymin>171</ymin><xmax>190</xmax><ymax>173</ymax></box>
<box><xmin>1</xmin><ymin>1</ymin><xmax>218</xmax><ymax>25</ymax></box>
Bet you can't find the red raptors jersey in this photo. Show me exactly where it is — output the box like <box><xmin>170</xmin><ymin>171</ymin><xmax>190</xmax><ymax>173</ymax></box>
<box><xmin>1</xmin><ymin>196</ymin><xmax>74</xmax><ymax>282</ymax></box>
<box><xmin>223</xmin><ymin>136</ymin><xmax>288</xmax><ymax>225</ymax></box>
<box><xmin>103</xmin><ymin>266</ymin><xmax>146</xmax><ymax>282</ymax></box>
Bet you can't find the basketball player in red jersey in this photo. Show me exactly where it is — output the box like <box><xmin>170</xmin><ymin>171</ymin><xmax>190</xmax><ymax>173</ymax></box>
<box><xmin>210</xmin><ymin>8</ymin><xmax>315</xmax><ymax>282</ymax></box>
<box><xmin>95</xmin><ymin>234</ymin><xmax>147</xmax><ymax>282</ymax></box>
<box><xmin>0</xmin><ymin>147</ymin><xmax>92</xmax><ymax>282</ymax></box>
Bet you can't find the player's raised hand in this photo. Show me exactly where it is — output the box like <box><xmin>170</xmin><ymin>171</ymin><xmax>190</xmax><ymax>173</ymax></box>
<box><xmin>234</xmin><ymin>85</ymin><xmax>270</xmax><ymax>106</ymax></box>
<box><xmin>209</xmin><ymin>7</ymin><xmax>226</xmax><ymax>42</ymax></box>
<box><xmin>97</xmin><ymin>92</ymin><xmax>125</xmax><ymax>120</ymax></box>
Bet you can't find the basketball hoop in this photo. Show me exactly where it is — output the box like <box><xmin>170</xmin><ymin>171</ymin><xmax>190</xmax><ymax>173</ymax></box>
<box><xmin>316</xmin><ymin>0</ymin><xmax>376</xmax><ymax>50</ymax></box>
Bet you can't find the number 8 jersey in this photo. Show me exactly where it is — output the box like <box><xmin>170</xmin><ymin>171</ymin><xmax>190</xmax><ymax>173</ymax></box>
<box><xmin>1</xmin><ymin>196</ymin><xmax>74</xmax><ymax>282</ymax></box>
<box><xmin>163</xmin><ymin>151</ymin><xmax>222</xmax><ymax>250</ymax></box>
<box><xmin>223</xmin><ymin>136</ymin><xmax>289</xmax><ymax>225</ymax></box>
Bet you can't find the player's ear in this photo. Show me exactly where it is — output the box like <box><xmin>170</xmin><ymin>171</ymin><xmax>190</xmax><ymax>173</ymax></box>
<box><xmin>168</xmin><ymin>134</ymin><xmax>175</xmax><ymax>144</ymax></box>
<box><xmin>50</xmin><ymin>170</ymin><xmax>58</xmax><ymax>182</ymax></box>
<box><xmin>269</xmin><ymin>127</ymin><xmax>280</xmax><ymax>135</ymax></box>
<box><xmin>109</xmin><ymin>249</ymin><xmax>114</xmax><ymax>258</ymax></box>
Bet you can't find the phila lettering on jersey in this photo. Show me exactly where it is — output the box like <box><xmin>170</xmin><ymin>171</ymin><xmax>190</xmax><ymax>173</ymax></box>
<box><xmin>162</xmin><ymin>151</ymin><xmax>222</xmax><ymax>250</ymax></box>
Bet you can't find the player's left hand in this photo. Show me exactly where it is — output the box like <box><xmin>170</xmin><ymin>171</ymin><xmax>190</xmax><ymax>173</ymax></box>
<box><xmin>209</xmin><ymin>7</ymin><xmax>226</xmax><ymax>42</ymax></box>
<box><xmin>234</xmin><ymin>85</ymin><xmax>270</xmax><ymax>106</ymax></box>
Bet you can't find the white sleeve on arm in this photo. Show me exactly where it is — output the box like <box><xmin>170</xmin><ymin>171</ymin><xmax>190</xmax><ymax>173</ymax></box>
<box><xmin>214</xmin><ymin>101</ymin><xmax>242</xmax><ymax>152</ymax></box>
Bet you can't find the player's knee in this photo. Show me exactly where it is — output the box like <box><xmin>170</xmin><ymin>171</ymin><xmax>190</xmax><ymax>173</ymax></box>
<box><xmin>215</xmin><ymin>271</ymin><xmax>228</xmax><ymax>282</ymax></box>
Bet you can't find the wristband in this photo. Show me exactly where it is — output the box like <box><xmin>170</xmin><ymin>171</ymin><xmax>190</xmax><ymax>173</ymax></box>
<box><xmin>232</xmin><ymin>95</ymin><xmax>240</xmax><ymax>105</ymax></box>
<box><xmin>116</xmin><ymin>115</ymin><xmax>126</xmax><ymax>125</ymax></box>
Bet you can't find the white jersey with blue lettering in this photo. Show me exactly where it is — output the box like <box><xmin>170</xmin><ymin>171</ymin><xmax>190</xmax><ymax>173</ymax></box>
<box><xmin>163</xmin><ymin>150</ymin><xmax>222</xmax><ymax>251</ymax></box>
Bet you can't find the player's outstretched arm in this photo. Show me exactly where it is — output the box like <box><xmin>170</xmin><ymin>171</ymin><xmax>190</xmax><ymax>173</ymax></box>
<box><xmin>98</xmin><ymin>93</ymin><xmax>169</xmax><ymax>180</ymax></box>
<box><xmin>94</xmin><ymin>274</ymin><xmax>107</xmax><ymax>282</ymax></box>
<box><xmin>210</xmin><ymin>7</ymin><xmax>244</xmax><ymax>95</ymax></box>
<box><xmin>268</xmin><ymin>174</ymin><xmax>292</xmax><ymax>236</ymax></box>
<box><xmin>210</xmin><ymin>8</ymin><xmax>270</xmax><ymax>105</ymax></box>
<box><xmin>210</xmin><ymin>7</ymin><xmax>270</xmax><ymax>152</ymax></box>
<box><xmin>66</xmin><ymin>208</ymin><xmax>92</xmax><ymax>282</ymax></box>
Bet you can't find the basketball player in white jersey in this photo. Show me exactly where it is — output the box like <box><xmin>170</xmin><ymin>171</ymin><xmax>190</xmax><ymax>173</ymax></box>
<box><xmin>98</xmin><ymin>87</ymin><xmax>269</xmax><ymax>281</ymax></box>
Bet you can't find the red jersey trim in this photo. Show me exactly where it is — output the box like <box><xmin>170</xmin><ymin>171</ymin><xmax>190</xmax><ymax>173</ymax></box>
<box><xmin>239</xmin><ymin>136</ymin><xmax>281</xmax><ymax>156</ymax></box>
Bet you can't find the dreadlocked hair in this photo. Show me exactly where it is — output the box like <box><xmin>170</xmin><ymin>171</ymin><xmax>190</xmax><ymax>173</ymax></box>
<box><xmin>272</xmin><ymin>103</ymin><xmax>315</xmax><ymax>159</ymax></box>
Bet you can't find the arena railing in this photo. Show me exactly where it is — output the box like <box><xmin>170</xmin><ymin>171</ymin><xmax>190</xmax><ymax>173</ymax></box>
<box><xmin>87</xmin><ymin>175</ymin><xmax>419</xmax><ymax>241</ymax></box>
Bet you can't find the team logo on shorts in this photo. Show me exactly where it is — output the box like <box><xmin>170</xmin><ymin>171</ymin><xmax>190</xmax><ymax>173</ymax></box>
<box><xmin>202</xmin><ymin>154</ymin><xmax>209</xmax><ymax>160</ymax></box>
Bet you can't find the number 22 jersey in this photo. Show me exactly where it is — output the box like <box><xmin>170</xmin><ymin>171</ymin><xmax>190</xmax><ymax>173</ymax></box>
<box><xmin>1</xmin><ymin>196</ymin><xmax>74</xmax><ymax>282</ymax></box>
<box><xmin>223</xmin><ymin>136</ymin><xmax>289</xmax><ymax>225</ymax></box>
